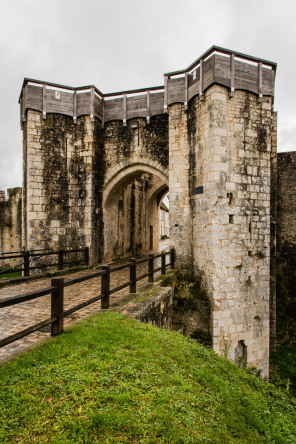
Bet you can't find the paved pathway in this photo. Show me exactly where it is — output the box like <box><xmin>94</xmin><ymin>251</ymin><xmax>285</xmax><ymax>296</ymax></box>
<box><xmin>0</xmin><ymin>241</ymin><xmax>170</xmax><ymax>364</ymax></box>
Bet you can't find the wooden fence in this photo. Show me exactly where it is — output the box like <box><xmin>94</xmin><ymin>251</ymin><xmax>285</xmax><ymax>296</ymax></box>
<box><xmin>0</xmin><ymin>247</ymin><xmax>89</xmax><ymax>277</ymax></box>
<box><xmin>0</xmin><ymin>249</ymin><xmax>175</xmax><ymax>348</ymax></box>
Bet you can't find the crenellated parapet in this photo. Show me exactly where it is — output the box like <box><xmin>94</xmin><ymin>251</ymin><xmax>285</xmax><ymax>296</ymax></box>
<box><xmin>19</xmin><ymin>45</ymin><xmax>276</xmax><ymax>127</ymax></box>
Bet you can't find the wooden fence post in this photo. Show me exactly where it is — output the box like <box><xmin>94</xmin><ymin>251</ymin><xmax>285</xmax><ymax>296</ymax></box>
<box><xmin>24</xmin><ymin>251</ymin><xmax>30</xmax><ymax>276</ymax></box>
<box><xmin>148</xmin><ymin>253</ymin><xmax>154</xmax><ymax>283</ymax></box>
<box><xmin>101</xmin><ymin>265</ymin><xmax>110</xmax><ymax>309</ymax></box>
<box><xmin>58</xmin><ymin>250</ymin><xmax>64</xmax><ymax>270</ymax></box>
<box><xmin>170</xmin><ymin>248</ymin><xmax>175</xmax><ymax>269</ymax></box>
<box><xmin>130</xmin><ymin>258</ymin><xmax>137</xmax><ymax>293</ymax></box>
<box><xmin>51</xmin><ymin>277</ymin><xmax>64</xmax><ymax>336</ymax></box>
<box><xmin>161</xmin><ymin>251</ymin><xmax>166</xmax><ymax>275</ymax></box>
<box><xmin>84</xmin><ymin>247</ymin><xmax>89</xmax><ymax>265</ymax></box>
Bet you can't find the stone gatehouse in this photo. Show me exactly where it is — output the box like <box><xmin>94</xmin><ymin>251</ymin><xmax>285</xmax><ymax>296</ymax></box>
<box><xmin>1</xmin><ymin>46</ymin><xmax>284</xmax><ymax>376</ymax></box>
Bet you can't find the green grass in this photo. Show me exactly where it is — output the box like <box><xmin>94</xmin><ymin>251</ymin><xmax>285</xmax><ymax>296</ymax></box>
<box><xmin>1</xmin><ymin>312</ymin><xmax>296</xmax><ymax>443</ymax></box>
<box><xmin>0</xmin><ymin>267</ymin><xmax>22</xmax><ymax>279</ymax></box>
<box><xmin>270</xmin><ymin>344</ymin><xmax>296</xmax><ymax>397</ymax></box>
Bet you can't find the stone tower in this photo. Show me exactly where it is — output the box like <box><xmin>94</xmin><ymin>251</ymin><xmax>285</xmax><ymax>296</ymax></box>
<box><xmin>19</xmin><ymin>46</ymin><xmax>277</xmax><ymax>376</ymax></box>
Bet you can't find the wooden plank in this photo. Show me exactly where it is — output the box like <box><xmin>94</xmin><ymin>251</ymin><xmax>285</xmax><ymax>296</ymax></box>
<box><xmin>149</xmin><ymin>92</ymin><xmax>164</xmax><ymax>116</ymax></box>
<box><xmin>127</xmin><ymin>109</ymin><xmax>148</xmax><ymax>120</ymax></box>
<box><xmin>73</xmin><ymin>91</ymin><xmax>77</xmax><ymax>123</ymax></box>
<box><xmin>123</xmin><ymin>94</ymin><xmax>127</xmax><ymax>125</ymax></box>
<box><xmin>164</xmin><ymin>75</ymin><xmax>168</xmax><ymax>111</ymax></box>
<box><xmin>46</xmin><ymin>90</ymin><xmax>74</xmax><ymax>115</ymax></box>
<box><xmin>90</xmin><ymin>87</ymin><xmax>94</xmax><ymax>121</ymax></box>
<box><xmin>147</xmin><ymin>91</ymin><xmax>150</xmax><ymax>123</ymax></box>
<box><xmin>188</xmin><ymin>82</ymin><xmax>198</xmax><ymax>102</ymax></box>
<box><xmin>258</xmin><ymin>62</ymin><xmax>263</xmax><ymax>102</ymax></box>
<box><xmin>168</xmin><ymin>77</ymin><xmax>185</xmax><ymax>105</ymax></box>
<box><xmin>203</xmin><ymin>61</ymin><xmax>215</xmax><ymax>92</ymax></box>
<box><xmin>94</xmin><ymin>94</ymin><xmax>103</xmax><ymax>122</ymax></box>
<box><xmin>42</xmin><ymin>84</ymin><xmax>46</xmax><ymax>119</ymax></box>
<box><xmin>126</xmin><ymin>94</ymin><xmax>147</xmax><ymax>111</ymax></box>
<box><xmin>199</xmin><ymin>60</ymin><xmax>204</xmax><ymax>100</ymax></box>
<box><xmin>76</xmin><ymin>91</ymin><xmax>91</xmax><ymax>116</ymax></box>
<box><xmin>184</xmin><ymin>73</ymin><xmax>188</xmax><ymax>109</ymax></box>
<box><xmin>230</xmin><ymin>53</ymin><xmax>235</xmax><ymax>97</ymax></box>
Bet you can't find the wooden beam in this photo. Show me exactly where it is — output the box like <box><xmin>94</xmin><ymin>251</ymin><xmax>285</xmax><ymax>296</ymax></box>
<box><xmin>199</xmin><ymin>61</ymin><xmax>204</xmax><ymax>101</ymax></box>
<box><xmin>42</xmin><ymin>84</ymin><xmax>46</xmax><ymax>119</ymax></box>
<box><xmin>146</xmin><ymin>91</ymin><xmax>150</xmax><ymax>123</ymax></box>
<box><xmin>73</xmin><ymin>91</ymin><xmax>77</xmax><ymax>123</ymax></box>
<box><xmin>123</xmin><ymin>94</ymin><xmax>127</xmax><ymax>126</ymax></box>
<box><xmin>164</xmin><ymin>76</ymin><xmax>168</xmax><ymax>112</ymax></box>
<box><xmin>184</xmin><ymin>73</ymin><xmax>188</xmax><ymax>110</ymax></box>
<box><xmin>258</xmin><ymin>62</ymin><xmax>263</xmax><ymax>103</ymax></box>
<box><xmin>102</xmin><ymin>97</ymin><xmax>105</xmax><ymax>128</ymax></box>
<box><xmin>90</xmin><ymin>87</ymin><xmax>94</xmax><ymax>122</ymax></box>
<box><xmin>229</xmin><ymin>53</ymin><xmax>235</xmax><ymax>98</ymax></box>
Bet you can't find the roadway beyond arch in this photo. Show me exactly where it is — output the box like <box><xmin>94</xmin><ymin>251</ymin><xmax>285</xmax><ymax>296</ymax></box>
<box><xmin>103</xmin><ymin>162</ymin><xmax>169</xmax><ymax>262</ymax></box>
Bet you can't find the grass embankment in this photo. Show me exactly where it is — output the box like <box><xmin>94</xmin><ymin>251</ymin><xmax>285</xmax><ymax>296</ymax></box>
<box><xmin>0</xmin><ymin>267</ymin><xmax>22</xmax><ymax>279</ymax></box>
<box><xmin>1</xmin><ymin>312</ymin><xmax>295</xmax><ymax>444</ymax></box>
<box><xmin>270</xmin><ymin>344</ymin><xmax>296</xmax><ymax>397</ymax></box>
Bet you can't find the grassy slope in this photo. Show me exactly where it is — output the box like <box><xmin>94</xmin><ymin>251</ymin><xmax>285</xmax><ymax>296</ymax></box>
<box><xmin>0</xmin><ymin>312</ymin><xmax>295</xmax><ymax>444</ymax></box>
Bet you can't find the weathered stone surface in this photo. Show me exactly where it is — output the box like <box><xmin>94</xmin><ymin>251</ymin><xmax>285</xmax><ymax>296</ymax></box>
<box><xmin>277</xmin><ymin>152</ymin><xmax>296</xmax><ymax>331</ymax></box>
<box><xmin>0</xmin><ymin>188</ymin><xmax>22</xmax><ymax>257</ymax></box>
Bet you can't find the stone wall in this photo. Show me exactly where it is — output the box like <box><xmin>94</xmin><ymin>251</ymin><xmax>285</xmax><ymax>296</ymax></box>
<box><xmin>277</xmin><ymin>151</ymin><xmax>296</xmax><ymax>322</ymax></box>
<box><xmin>169</xmin><ymin>85</ymin><xmax>275</xmax><ymax>377</ymax></box>
<box><xmin>0</xmin><ymin>188</ymin><xmax>22</xmax><ymax>255</ymax></box>
<box><xmin>23</xmin><ymin>111</ymin><xmax>169</xmax><ymax>264</ymax></box>
<box><xmin>23</xmin><ymin>111</ymin><xmax>102</xmax><ymax>262</ymax></box>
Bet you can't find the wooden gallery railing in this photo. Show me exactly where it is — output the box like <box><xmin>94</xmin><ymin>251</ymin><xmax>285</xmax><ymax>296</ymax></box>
<box><xmin>0</xmin><ymin>249</ymin><xmax>175</xmax><ymax>348</ymax></box>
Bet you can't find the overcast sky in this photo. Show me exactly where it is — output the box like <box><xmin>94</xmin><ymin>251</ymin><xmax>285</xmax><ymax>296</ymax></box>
<box><xmin>0</xmin><ymin>0</ymin><xmax>295</xmax><ymax>191</ymax></box>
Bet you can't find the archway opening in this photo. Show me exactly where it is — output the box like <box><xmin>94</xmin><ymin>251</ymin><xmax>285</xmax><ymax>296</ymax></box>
<box><xmin>103</xmin><ymin>164</ymin><xmax>168</xmax><ymax>262</ymax></box>
<box><xmin>159</xmin><ymin>191</ymin><xmax>170</xmax><ymax>251</ymax></box>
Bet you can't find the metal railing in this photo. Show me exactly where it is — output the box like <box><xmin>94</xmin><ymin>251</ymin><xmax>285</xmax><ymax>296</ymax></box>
<box><xmin>0</xmin><ymin>249</ymin><xmax>175</xmax><ymax>348</ymax></box>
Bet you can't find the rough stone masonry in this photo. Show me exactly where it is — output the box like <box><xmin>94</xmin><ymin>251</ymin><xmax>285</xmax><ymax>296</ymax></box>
<box><xmin>1</xmin><ymin>46</ymin><xmax>283</xmax><ymax>376</ymax></box>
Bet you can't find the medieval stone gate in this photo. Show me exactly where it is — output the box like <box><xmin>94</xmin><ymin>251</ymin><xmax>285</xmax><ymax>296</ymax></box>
<box><xmin>16</xmin><ymin>46</ymin><xmax>277</xmax><ymax>376</ymax></box>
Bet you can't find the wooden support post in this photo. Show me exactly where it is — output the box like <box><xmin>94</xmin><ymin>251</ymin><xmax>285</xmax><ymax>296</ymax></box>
<box><xmin>161</xmin><ymin>251</ymin><xmax>166</xmax><ymax>275</ymax></box>
<box><xmin>84</xmin><ymin>247</ymin><xmax>89</xmax><ymax>265</ymax></box>
<box><xmin>146</xmin><ymin>91</ymin><xmax>150</xmax><ymax>124</ymax></box>
<box><xmin>170</xmin><ymin>248</ymin><xmax>175</xmax><ymax>270</ymax></box>
<box><xmin>130</xmin><ymin>258</ymin><xmax>137</xmax><ymax>293</ymax></box>
<box><xmin>73</xmin><ymin>90</ymin><xmax>77</xmax><ymax>123</ymax></box>
<box><xmin>101</xmin><ymin>97</ymin><xmax>105</xmax><ymax>128</ymax></box>
<box><xmin>58</xmin><ymin>250</ymin><xmax>64</xmax><ymax>270</ymax></box>
<box><xmin>101</xmin><ymin>265</ymin><xmax>110</xmax><ymax>309</ymax></box>
<box><xmin>258</xmin><ymin>62</ymin><xmax>263</xmax><ymax>103</ymax></box>
<box><xmin>22</xmin><ymin>84</ymin><xmax>27</xmax><ymax>124</ymax></box>
<box><xmin>148</xmin><ymin>253</ymin><xmax>154</xmax><ymax>283</ymax></box>
<box><xmin>42</xmin><ymin>84</ymin><xmax>47</xmax><ymax>119</ymax></box>
<box><xmin>199</xmin><ymin>61</ymin><xmax>204</xmax><ymax>101</ymax></box>
<box><xmin>164</xmin><ymin>75</ymin><xmax>168</xmax><ymax>112</ymax></box>
<box><xmin>23</xmin><ymin>251</ymin><xmax>30</xmax><ymax>277</ymax></box>
<box><xmin>51</xmin><ymin>277</ymin><xmax>64</xmax><ymax>336</ymax></box>
<box><xmin>229</xmin><ymin>53</ymin><xmax>235</xmax><ymax>98</ymax></box>
<box><xmin>90</xmin><ymin>87</ymin><xmax>95</xmax><ymax>122</ymax></box>
<box><xmin>123</xmin><ymin>94</ymin><xmax>127</xmax><ymax>126</ymax></box>
<box><xmin>184</xmin><ymin>72</ymin><xmax>188</xmax><ymax>110</ymax></box>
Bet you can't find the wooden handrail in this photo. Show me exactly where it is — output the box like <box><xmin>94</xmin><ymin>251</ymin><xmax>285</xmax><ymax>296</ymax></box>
<box><xmin>0</xmin><ymin>247</ymin><xmax>89</xmax><ymax>277</ymax></box>
<box><xmin>0</xmin><ymin>248</ymin><xmax>176</xmax><ymax>348</ymax></box>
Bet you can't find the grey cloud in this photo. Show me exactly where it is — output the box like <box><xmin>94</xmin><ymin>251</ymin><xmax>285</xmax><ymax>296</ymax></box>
<box><xmin>0</xmin><ymin>0</ymin><xmax>295</xmax><ymax>190</ymax></box>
